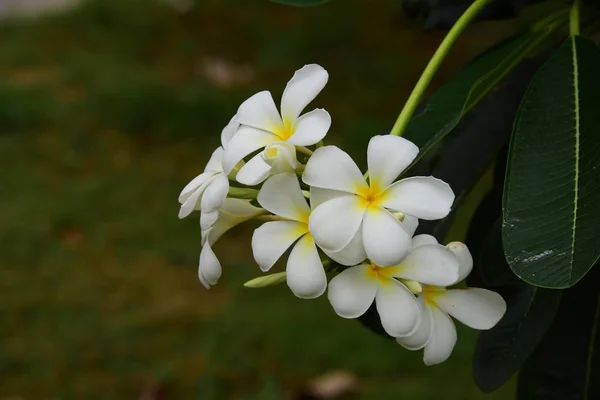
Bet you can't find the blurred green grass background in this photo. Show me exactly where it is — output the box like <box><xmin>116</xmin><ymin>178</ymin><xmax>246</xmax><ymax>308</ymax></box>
<box><xmin>0</xmin><ymin>0</ymin><xmax>525</xmax><ymax>398</ymax></box>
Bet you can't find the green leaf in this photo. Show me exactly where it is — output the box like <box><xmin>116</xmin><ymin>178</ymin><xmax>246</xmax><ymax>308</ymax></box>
<box><xmin>270</xmin><ymin>0</ymin><xmax>332</xmax><ymax>6</ymax></box>
<box><xmin>503</xmin><ymin>36</ymin><xmax>600</xmax><ymax>288</ymax></box>
<box><xmin>473</xmin><ymin>220</ymin><xmax>561</xmax><ymax>393</ymax></box>
<box><xmin>517</xmin><ymin>264</ymin><xmax>600</xmax><ymax>399</ymax></box>
<box><xmin>404</xmin><ymin>24</ymin><xmax>558</xmax><ymax>165</ymax></box>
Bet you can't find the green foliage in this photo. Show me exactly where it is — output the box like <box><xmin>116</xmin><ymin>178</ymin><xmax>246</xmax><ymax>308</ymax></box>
<box><xmin>473</xmin><ymin>221</ymin><xmax>561</xmax><ymax>393</ymax></box>
<box><xmin>403</xmin><ymin>25</ymin><xmax>558</xmax><ymax>169</ymax></box>
<box><xmin>517</xmin><ymin>266</ymin><xmax>600</xmax><ymax>399</ymax></box>
<box><xmin>503</xmin><ymin>36</ymin><xmax>600</xmax><ymax>289</ymax></box>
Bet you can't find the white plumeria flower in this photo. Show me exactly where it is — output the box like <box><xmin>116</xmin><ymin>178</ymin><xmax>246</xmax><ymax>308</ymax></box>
<box><xmin>309</xmin><ymin>187</ymin><xmax>420</xmax><ymax>266</ymax></box>
<box><xmin>222</xmin><ymin>64</ymin><xmax>331</xmax><ymax>185</ymax></box>
<box><xmin>396</xmin><ymin>238</ymin><xmax>507</xmax><ymax>366</ymax></box>
<box><xmin>198</xmin><ymin>198</ymin><xmax>264</xmax><ymax>289</ymax></box>
<box><xmin>303</xmin><ymin>134</ymin><xmax>454</xmax><ymax>266</ymax></box>
<box><xmin>327</xmin><ymin>234</ymin><xmax>460</xmax><ymax>337</ymax></box>
<box><xmin>178</xmin><ymin>117</ymin><xmax>240</xmax><ymax>224</ymax></box>
<box><xmin>252</xmin><ymin>173</ymin><xmax>327</xmax><ymax>299</ymax></box>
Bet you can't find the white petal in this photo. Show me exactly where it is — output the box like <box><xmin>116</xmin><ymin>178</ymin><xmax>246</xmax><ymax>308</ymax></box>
<box><xmin>434</xmin><ymin>288</ymin><xmax>507</xmax><ymax>330</ymax></box>
<box><xmin>200</xmin><ymin>209</ymin><xmax>219</xmax><ymax>231</ymax></box>
<box><xmin>309</xmin><ymin>187</ymin><xmax>347</xmax><ymax>210</ymax></box>
<box><xmin>412</xmin><ymin>234</ymin><xmax>438</xmax><ymax>249</ymax></box>
<box><xmin>447</xmin><ymin>241</ymin><xmax>473</xmax><ymax>283</ymax></box>
<box><xmin>236</xmin><ymin>153</ymin><xmax>272</xmax><ymax>186</ymax></box>
<box><xmin>327</xmin><ymin>264</ymin><xmax>377</xmax><ymax>318</ymax></box>
<box><xmin>261</xmin><ymin>141</ymin><xmax>297</xmax><ymax>173</ymax></box>
<box><xmin>396</xmin><ymin>296</ymin><xmax>433</xmax><ymax>350</ymax></box>
<box><xmin>221</xmin><ymin>115</ymin><xmax>240</xmax><ymax>149</ymax></box>
<box><xmin>204</xmin><ymin>198</ymin><xmax>264</xmax><ymax>245</ymax></box>
<box><xmin>308</xmin><ymin>195</ymin><xmax>366</xmax><ymax>252</ymax></box>
<box><xmin>222</xmin><ymin>126</ymin><xmax>279</xmax><ymax>174</ymax></box>
<box><xmin>402</xmin><ymin>215</ymin><xmax>419</xmax><ymax>237</ymax></box>
<box><xmin>257</xmin><ymin>173</ymin><xmax>310</xmax><ymax>222</ymax></box>
<box><xmin>423</xmin><ymin>305</ymin><xmax>457</xmax><ymax>366</ymax></box>
<box><xmin>375</xmin><ymin>278</ymin><xmax>421</xmax><ymax>337</ymax></box>
<box><xmin>362</xmin><ymin>206</ymin><xmax>411</xmax><ymax>267</ymax></box>
<box><xmin>204</xmin><ymin>147</ymin><xmax>225</xmax><ymax>173</ymax></box>
<box><xmin>251</xmin><ymin>221</ymin><xmax>307</xmax><ymax>272</ymax></box>
<box><xmin>367</xmin><ymin>135</ymin><xmax>419</xmax><ymax>189</ymax></box>
<box><xmin>281</xmin><ymin>64</ymin><xmax>328</xmax><ymax>122</ymax></box>
<box><xmin>235</xmin><ymin>90</ymin><xmax>283</xmax><ymax>132</ymax></box>
<box><xmin>178</xmin><ymin>176</ymin><xmax>212</xmax><ymax>220</ymax></box>
<box><xmin>200</xmin><ymin>173</ymin><xmax>229</xmax><ymax>212</ymax></box>
<box><xmin>302</xmin><ymin>146</ymin><xmax>367</xmax><ymax>194</ymax></box>
<box><xmin>178</xmin><ymin>171</ymin><xmax>215</xmax><ymax>203</ymax></box>
<box><xmin>380</xmin><ymin>177</ymin><xmax>455</xmax><ymax>220</ymax></box>
<box><xmin>198</xmin><ymin>242</ymin><xmax>221</xmax><ymax>289</ymax></box>
<box><xmin>324</xmin><ymin>224</ymin><xmax>367</xmax><ymax>266</ymax></box>
<box><xmin>287</xmin><ymin>108</ymin><xmax>331</xmax><ymax>146</ymax></box>
<box><xmin>286</xmin><ymin>234</ymin><xmax>327</xmax><ymax>299</ymax></box>
<box><xmin>393</xmin><ymin>244</ymin><xmax>459</xmax><ymax>287</ymax></box>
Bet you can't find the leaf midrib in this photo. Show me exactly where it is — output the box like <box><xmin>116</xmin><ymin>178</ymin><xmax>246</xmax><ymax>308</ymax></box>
<box><xmin>570</xmin><ymin>35</ymin><xmax>581</xmax><ymax>283</ymax></box>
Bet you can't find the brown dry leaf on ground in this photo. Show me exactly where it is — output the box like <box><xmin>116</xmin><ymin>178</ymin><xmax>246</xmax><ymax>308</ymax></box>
<box><xmin>198</xmin><ymin>57</ymin><xmax>255</xmax><ymax>88</ymax></box>
<box><xmin>295</xmin><ymin>370</ymin><xmax>358</xmax><ymax>400</ymax></box>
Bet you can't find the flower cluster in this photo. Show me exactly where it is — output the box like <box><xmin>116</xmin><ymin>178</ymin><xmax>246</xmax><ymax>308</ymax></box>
<box><xmin>178</xmin><ymin>64</ymin><xmax>506</xmax><ymax>365</ymax></box>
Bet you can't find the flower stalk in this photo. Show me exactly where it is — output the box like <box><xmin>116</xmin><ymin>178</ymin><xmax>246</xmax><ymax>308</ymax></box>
<box><xmin>570</xmin><ymin>0</ymin><xmax>580</xmax><ymax>36</ymax></box>
<box><xmin>389</xmin><ymin>0</ymin><xmax>492</xmax><ymax>137</ymax></box>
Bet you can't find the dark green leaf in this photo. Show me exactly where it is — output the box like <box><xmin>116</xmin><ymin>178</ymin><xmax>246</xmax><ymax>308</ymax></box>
<box><xmin>270</xmin><ymin>0</ymin><xmax>332</xmax><ymax>6</ymax></box>
<box><xmin>503</xmin><ymin>36</ymin><xmax>600</xmax><ymax>288</ymax></box>
<box><xmin>404</xmin><ymin>24</ymin><xmax>558</xmax><ymax>166</ymax></box>
<box><xmin>466</xmin><ymin>167</ymin><xmax>561</xmax><ymax>393</ymax></box>
<box><xmin>517</xmin><ymin>264</ymin><xmax>600</xmax><ymax>399</ymax></box>
<box><xmin>473</xmin><ymin>222</ymin><xmax>561</xmax><ymax>393</ymax></box>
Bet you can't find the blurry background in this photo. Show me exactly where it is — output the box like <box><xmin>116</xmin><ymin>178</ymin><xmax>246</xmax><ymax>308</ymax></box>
<box><xmin>0</xmin><ymin>0</ymin><xmax>535</xmax><ymax>398</ymax></box>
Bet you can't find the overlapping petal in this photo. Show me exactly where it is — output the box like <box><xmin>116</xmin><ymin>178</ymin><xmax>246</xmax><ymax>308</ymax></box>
<box><xmin>393</xmin><ymin>243</ymin><xmax>459</xmax><ymax>286</ymax></box>
<box><xmin>309</xmin><ymin>195</ymin><xmax>366</xmax><ymax>252</ymax></box>
<box><xmin>257</xmin><ymin>173</ymin><xmax>310</xmax><ymax>222</ymax></box>
<box><xmin>222</xmin><ymin>126</ymin><xmax>279</xmax><ymax>174</ymax></box>
<box><xmin>286</xmin><ymin>234</ymin><xmax>327</xmax><ymax>299</ymax></box>
<box><xmin>303</xmin><ymin>146</ymin><xmax>368</xmax><ymax>194</ymax></box>
<box><xmin>200</xmin><ymin>173</ymin><xmax>229</xmax><ymax>212</ymax></box>
<box><xmin>327</xmin><ymin>264</ymin><xmax>377</xmax><ymax>318</ymax></box>
<box><xmin>396</xmin><ymin>297</ymin><xmax>433</xmax><ymax>350</ymax></box>
<box><xmin>235</xmin><ymin>90</ymin><xmax>283</xmax><ymax>132</ymax></box>
<box><xmin>205</xmin><ymin>147</ymin><xmax>225</xmax><ymax>173</ymax></box>
<box><xmin>309</xmin><ymin>187</ymin><xmax>347</xmax><ymax>210</ymax></box>
<box><xmin>281</xmin><ymin>64</ymin><xmax>328</xmax><ymax>122</ymax></box>
<box><xmin>221</xmin><ymin>115</ymin><xmax>240</xmax><ymax>149</ymax></box>
<box><xmin>375</xmin><ymin>279</ymin><xmax>421</xmax><ymax>337</ymax></box>
<box><xmin>252</xmin><ymin>220</ymin><xmax>307</xmax><ymax>272</ymax></box>
<box><xmin>362</xmin><ymin>206</ymin><xmax>411</xmax><ymax>266</ymax></box>
<box><xmin>324</xmin><ymin>225</ymin><xmax>367</xmax><ymax>266</ymax></box>
<box><xmin>423</xmin><ymin>305</ymin><xmax>457</xmax><ymax>366</ymax></box>
<box><xmin>236</xmin><ymin>154</ymin><xmax>272</xmax><ymax>186</ymax></box>
<box><xmin>367</xmin><ymin>135</ymin><xmax>419</xmax><ymax>189</ymax></box>
<box><xmin>433</xmin><ymin>288</ymin><xmax>507</xmax><ymax>330</ymax></box>
<box><xmin>178</xmin><ymin>174</ymin><xmax>216</xmax><ymax>219</ymax></box>
<box><xmin>380</xmin><ymin>177</ymin><xmax>454</xmax><ymax>220</ymax></box>
<box><xmin>287</xmin><ymin>108</ymin><xmax>331</xmax><ymax>146</ymax></box>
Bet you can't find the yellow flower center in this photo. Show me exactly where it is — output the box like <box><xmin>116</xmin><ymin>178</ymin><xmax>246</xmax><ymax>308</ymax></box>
<box><xmin>273</xmin><ymin>119</ymin><xmax>295</xmax><ymax>140</ymax></box>
<box><xmin>357</xmin><ymin>184</ymin><xmax>387</xmax><ymax>209</ymax></box>
<box><xmin>265</xmin><ymin>146</ymin><xmax>279</xmax><ymax>158</ymax></box>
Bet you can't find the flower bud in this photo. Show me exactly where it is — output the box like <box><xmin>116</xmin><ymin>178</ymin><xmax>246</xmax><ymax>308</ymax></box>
<box><xmin>261</xmin><ymin>141</ymin><xmax>297</xmax><ymax>173</ymax></box>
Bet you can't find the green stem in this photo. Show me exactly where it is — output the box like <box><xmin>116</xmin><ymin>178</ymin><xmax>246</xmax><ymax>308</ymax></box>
<box><xmin>570</xmin><ymin>0</ymin><xmax>580</xmax><ymax>36</ymax></box>
<box><xmin>227</xmin><ymin>186</ymin><xmax>259</xmax><ymax>200</ymax></box>
<box><xmin>389</xmin><ymin>0</ymin><xmax>492</xmax><ymax>137</ymax></box>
